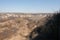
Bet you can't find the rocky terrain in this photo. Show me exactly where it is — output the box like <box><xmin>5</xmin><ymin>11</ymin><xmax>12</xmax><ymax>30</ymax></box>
<box><xmin>0</xmin><ymin>13</ymin><xmax>53</xmax><ymax>40</ymax></box>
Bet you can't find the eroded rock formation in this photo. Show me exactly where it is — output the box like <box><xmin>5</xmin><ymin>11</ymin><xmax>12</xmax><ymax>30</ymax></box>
<box><xmin>0</xmin><ymin>13</ymin><xmax>58</xmax><ymax>40</ymax></box>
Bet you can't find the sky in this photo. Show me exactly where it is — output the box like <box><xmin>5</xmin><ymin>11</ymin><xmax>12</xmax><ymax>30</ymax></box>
<box><xmin>0</xmin><ymin>0</ymin><xmax>60</xmax><ymax>13</ymax></box>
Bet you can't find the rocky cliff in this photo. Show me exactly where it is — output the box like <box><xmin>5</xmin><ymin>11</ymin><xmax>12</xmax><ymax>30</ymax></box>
<box><xmin>0</xmin><ymin>13</ymin><xmax>53</xmax><ymax>40</ymax></box>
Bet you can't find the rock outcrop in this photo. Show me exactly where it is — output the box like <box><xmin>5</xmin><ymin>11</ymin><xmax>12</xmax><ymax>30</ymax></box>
<box><xmin>0</xmin><ymin>13</ymin><xmax>54</xmax><ymax>40</ymax></box>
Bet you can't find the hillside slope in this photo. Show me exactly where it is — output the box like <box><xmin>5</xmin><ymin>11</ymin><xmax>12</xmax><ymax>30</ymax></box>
<box><xmin>0</xmin><ymin>13</ymin><xmax>53</xmax><ymax>40</ymax></box>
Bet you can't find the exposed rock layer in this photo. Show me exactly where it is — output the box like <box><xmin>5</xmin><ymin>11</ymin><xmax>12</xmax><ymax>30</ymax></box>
<box><xmin>0</xmin><ymin>13</ymin><xmax>53</xmax><ymax>40</ymax></box>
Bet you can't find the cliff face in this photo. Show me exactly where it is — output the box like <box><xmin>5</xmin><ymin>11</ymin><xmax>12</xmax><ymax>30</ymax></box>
<box><xmin>0</xmin><ymin>13</ymin><xmax>53</xmax><ymax>40</ymax></box>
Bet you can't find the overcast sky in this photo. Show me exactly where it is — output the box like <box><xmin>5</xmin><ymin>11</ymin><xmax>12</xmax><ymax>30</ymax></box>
<box><xmin>0</xmin><ymin>0</ymin><xmax>60</xmax><ymax>13</ymax></box>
